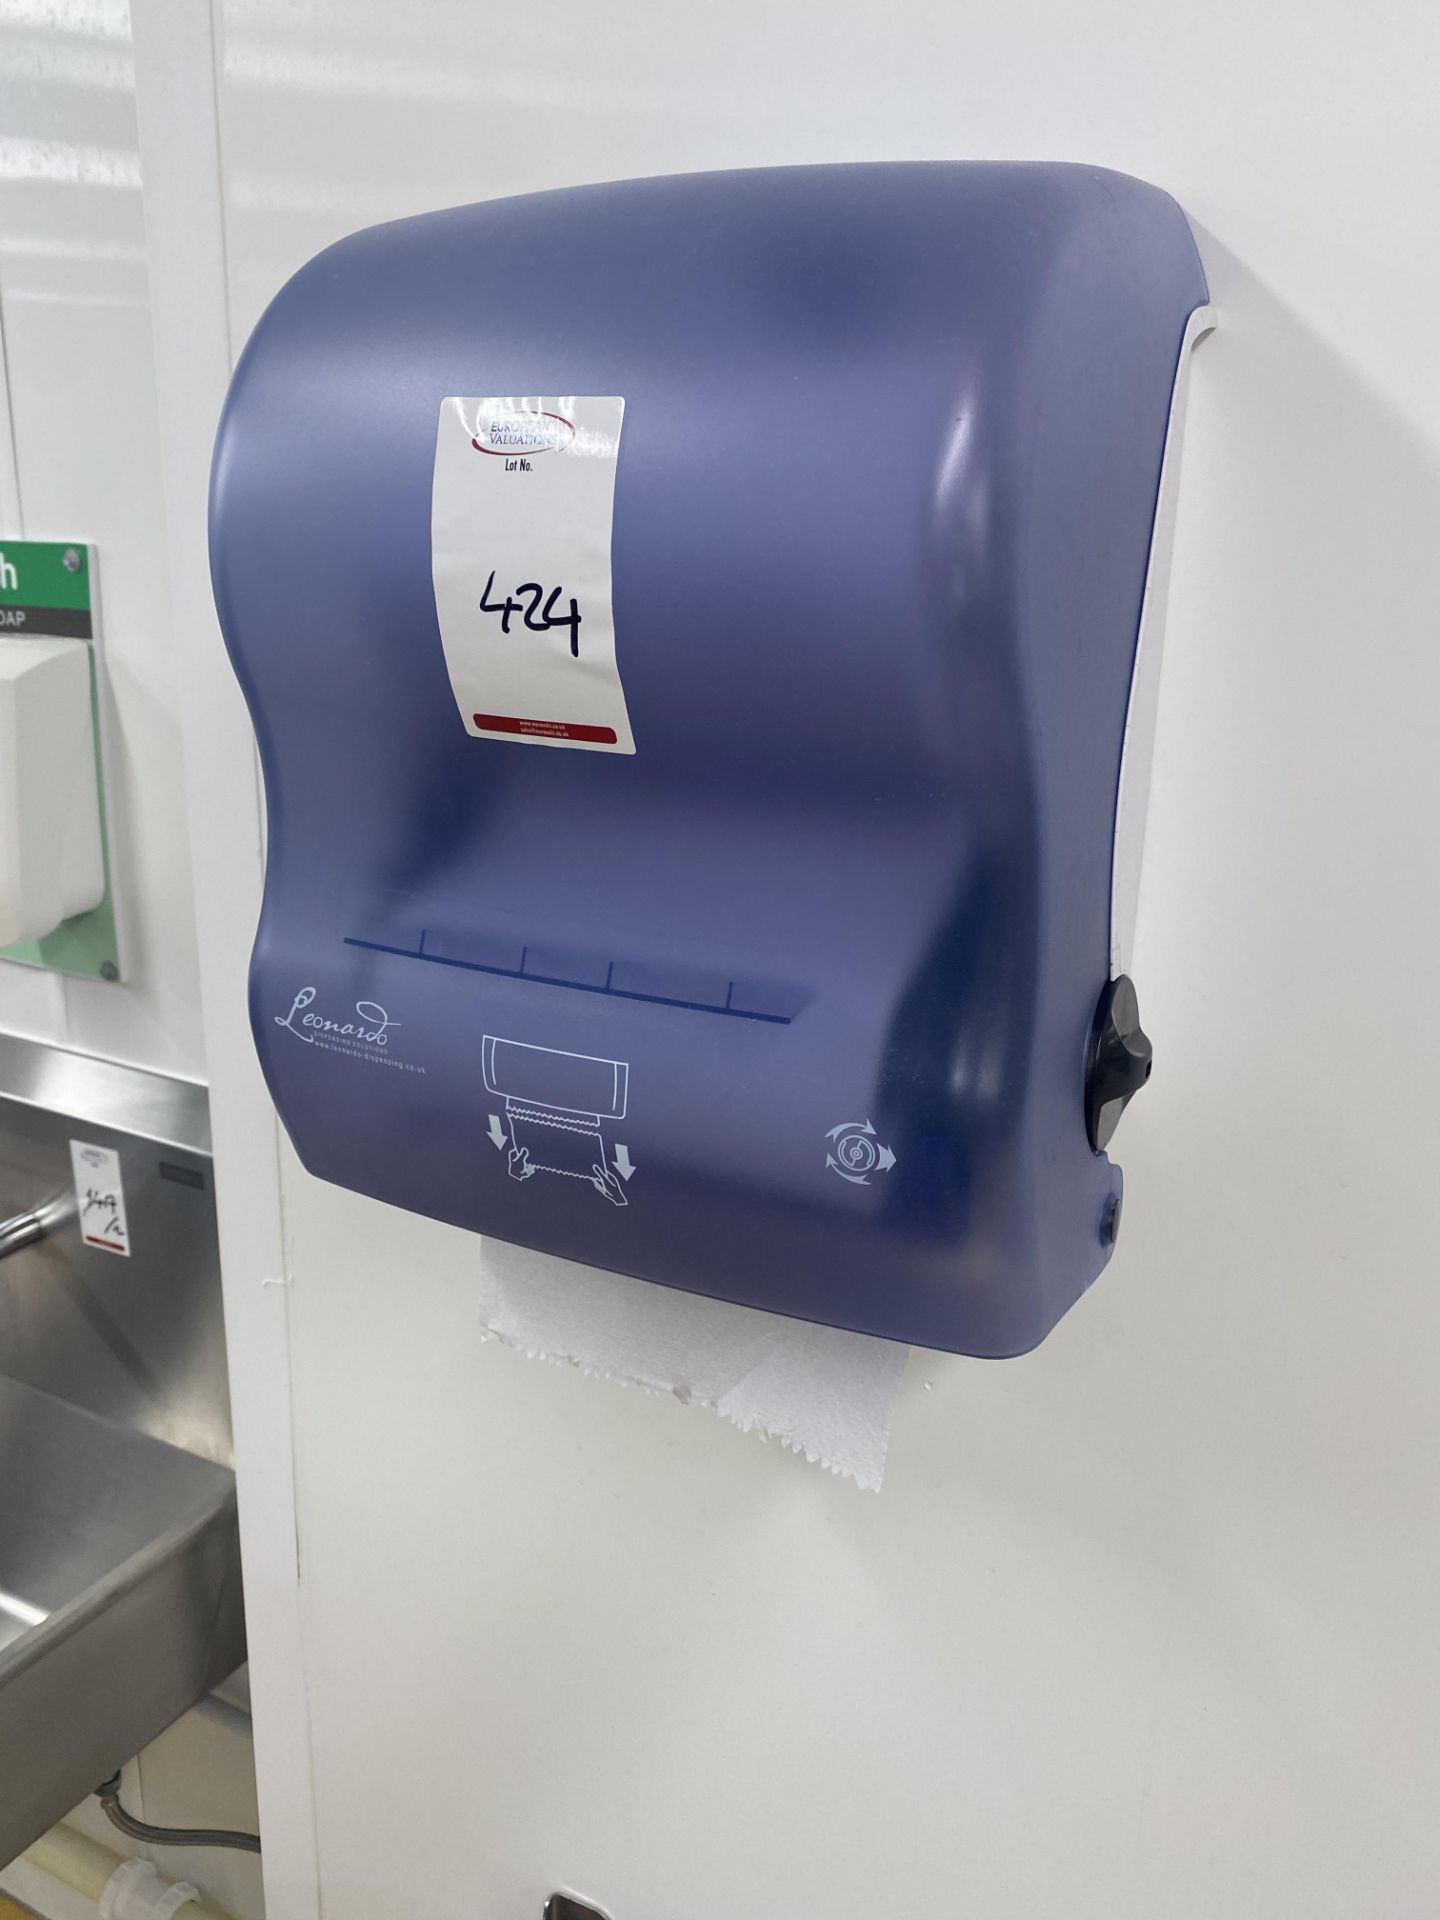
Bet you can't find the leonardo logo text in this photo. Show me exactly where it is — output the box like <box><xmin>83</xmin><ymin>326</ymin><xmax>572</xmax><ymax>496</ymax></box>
<box><xmin>275</xmin><ymin>987</ymin><xmax>425</xmax><ymax>1074</ymax></box>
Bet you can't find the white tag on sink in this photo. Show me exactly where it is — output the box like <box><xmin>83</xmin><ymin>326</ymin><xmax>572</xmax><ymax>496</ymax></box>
<box><xmin>70</xmin><ymin>1139</ymin><xmax>130</xmax><ymax>1256</ymax></box>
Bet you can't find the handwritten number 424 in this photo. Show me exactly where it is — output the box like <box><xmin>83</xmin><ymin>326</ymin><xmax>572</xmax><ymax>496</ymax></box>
<box><xmin>479</xmin><ymin>572</ymin><xmax>582</xmax><ymax>658</ymax></box>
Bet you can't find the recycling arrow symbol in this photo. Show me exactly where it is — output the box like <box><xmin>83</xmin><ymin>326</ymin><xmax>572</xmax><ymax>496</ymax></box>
<box><xmin>824</xmin><ymin>1119</ymin><xmax>897</xmax><ymax>1185</ymax></box>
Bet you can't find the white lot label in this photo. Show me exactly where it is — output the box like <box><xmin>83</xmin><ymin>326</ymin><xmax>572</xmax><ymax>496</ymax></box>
<box><xmin>431</xmin><ymin>395</ymin><xmax>633</xmax><ymax>753</ymax></box>
<box><xmin>69</xmin><ymin>1138</ymin><xmax>130</xmax><ymax>1255</ymax></box>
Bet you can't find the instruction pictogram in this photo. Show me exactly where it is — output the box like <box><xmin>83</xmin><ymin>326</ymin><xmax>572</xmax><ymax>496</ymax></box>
<box><xmin>483</xmin><ymin>1034</ymin><xmax>633</xmax><ymax>1205</ymax></box>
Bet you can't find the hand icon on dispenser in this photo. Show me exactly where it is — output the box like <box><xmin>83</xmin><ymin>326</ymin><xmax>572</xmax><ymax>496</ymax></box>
<box><xmin>589</xmin><ymin>1164</ymin><xmax>629</xmax><ymax>1207</ymax></box>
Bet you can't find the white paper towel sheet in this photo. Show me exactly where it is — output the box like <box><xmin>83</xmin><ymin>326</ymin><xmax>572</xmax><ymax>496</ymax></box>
<box><xmin>477</xmin><ymin>1239</ymin><xmax>910</xmax><ymax>1491</ymax></box>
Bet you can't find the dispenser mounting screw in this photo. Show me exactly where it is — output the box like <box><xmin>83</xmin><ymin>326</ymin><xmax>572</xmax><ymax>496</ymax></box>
<box><xmin>61</xmin><ymin>546</ymin><xmax>82</xmax><ymax>573</ymax></box>
<box><xmin>1085</xmin><ymin>974</ymin><xmax>1152</xmax><ymax>1151</ymax></box>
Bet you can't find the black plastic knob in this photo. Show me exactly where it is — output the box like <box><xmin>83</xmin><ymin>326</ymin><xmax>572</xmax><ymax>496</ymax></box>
<box><xmin>1085</xmin><ymin>974</ymin><xmax>1152</xmax><ymax>1151</ymax></box>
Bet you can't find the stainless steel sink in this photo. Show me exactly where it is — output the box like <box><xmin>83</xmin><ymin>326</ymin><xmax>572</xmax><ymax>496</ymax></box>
<box><xmin>0</xmin><ymin>1374</ymin><xmax>244</xmax><ymax>1863</ymax></box>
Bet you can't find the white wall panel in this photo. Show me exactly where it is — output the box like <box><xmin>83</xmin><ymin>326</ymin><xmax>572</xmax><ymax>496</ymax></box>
<box><xmin>0</xmin><ymin>0</ymin><xmax>203</xmax><ymax>1077</ymax></box>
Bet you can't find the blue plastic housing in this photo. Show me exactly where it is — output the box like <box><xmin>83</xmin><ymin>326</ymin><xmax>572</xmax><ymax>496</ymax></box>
<box><xmin>211</xmin><ymin>162</ymin><xmax>1208</xmax><ymax>1356</ymax></box>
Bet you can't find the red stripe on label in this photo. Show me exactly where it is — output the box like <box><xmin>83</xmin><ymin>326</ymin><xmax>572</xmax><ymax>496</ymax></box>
<box><xmin>85</xmin><ymin>1236</ymin><xmax>126</xmax><ymax>1252</ymax></box>
<box><xmin>473</xmin><ymin>713</ymin><xmax>617</xmax><ymax>745</ymax></box>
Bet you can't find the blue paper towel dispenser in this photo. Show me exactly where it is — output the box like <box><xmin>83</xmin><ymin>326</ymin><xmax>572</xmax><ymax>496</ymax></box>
<box><xmin>211</xmin><ymin>162</ymin><xmax>1211</xmax><ymax>1357</ymax></box>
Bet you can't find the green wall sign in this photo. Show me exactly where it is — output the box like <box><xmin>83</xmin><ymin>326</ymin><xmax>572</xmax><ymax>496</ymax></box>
<box><xmin>0</xmin><ymin>540</ymin><xmax>95</xmax><ymax>638</ymax></box>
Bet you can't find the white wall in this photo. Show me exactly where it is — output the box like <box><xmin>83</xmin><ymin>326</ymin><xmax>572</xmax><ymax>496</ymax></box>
<box><xmin>170</xmin><ymin>1</ymin><xmax>1440</xmax><ymax>1916</ymax></box>
<box><xmin>0</xmin><ymin>0</ymin><xmax>203</xmax><ymax>1078</ymax></box>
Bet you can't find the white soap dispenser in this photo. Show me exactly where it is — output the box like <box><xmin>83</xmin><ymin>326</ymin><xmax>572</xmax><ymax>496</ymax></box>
<box><xmin>0</xmin><ymin>637</ymin><xmax>105</xmax><ymax>947</ymax></box>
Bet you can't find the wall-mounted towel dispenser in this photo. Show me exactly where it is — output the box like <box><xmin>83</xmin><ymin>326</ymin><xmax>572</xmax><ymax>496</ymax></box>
<box><xmin>211</xmin><ymin>162</ymin><xmax>1211</xmax><ymax>1357</ymax></box>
